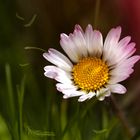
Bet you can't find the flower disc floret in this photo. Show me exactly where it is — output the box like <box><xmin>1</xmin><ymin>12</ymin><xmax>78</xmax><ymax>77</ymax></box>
<box><xmin>72</xmin><ymin>57</ymin><xmax>109</xmax><ymax>91</ymax></box>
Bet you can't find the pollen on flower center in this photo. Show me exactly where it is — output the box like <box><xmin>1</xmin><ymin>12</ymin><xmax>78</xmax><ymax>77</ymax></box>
<box><xmin>72</xmin><ymin>57</ymin><xmax>109</xmax><ymax>91</ymax></box>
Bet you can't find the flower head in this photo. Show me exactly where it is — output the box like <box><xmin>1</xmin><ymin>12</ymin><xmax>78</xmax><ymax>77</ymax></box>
<box><xmin>43</xmin><ymin>24</ymin><xmax>140</xmax><ymax>102</ymax></box>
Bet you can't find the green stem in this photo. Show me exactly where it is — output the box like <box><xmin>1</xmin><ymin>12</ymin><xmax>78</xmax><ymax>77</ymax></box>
<box><xmin>24</xmin><ymin>46</ymin><xmax>46</xmax><ymax>52</ymax></box>
<box><xmin>94</xmin><ymin>0</ymin><xmax>101</xmax><ymax>28</ymax></box>
<box><xmin>110</xmin><ymin>95</ymin><xmax>133</xmax><ymax>138</ymax></box>
<box><xmin>5</xmin><ymin>64</ymin><xmax>15</xmax><ymax>123</ymax></box>
<box><xmin>17</xmin><ymin>76</ymin><xmax>26</xmax><ymax>140</ymax></box>
<box><xmin>5</xmin><ymin>64</ymin><xmax>19</xmax><ymax>140</ymax></box>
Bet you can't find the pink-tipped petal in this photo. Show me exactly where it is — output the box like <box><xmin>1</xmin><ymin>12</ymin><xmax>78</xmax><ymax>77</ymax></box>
<box><xmin>97</xmin><ymin>95</ymin><xmax>105</xmax><ymax>101</ymax></box>
<box><xmin>85</xmin><ymin>25</ymin><xmax>103</xmax><ymax>57</ymax></box>
<box><xmin>62</xmin><ymin>90</ymin><xmax>85</xmax><ymax>99</ymax></box>
<box><xmin>109</xmin><ymin>65</ymin><xmax>135</xmax><ymax>84</ymax></box>
<box><xmin>104</xmin><ymin>26</ymin><xmax>122</xmax><ymax>49</ymax></box>
<box><xmin>48</xmin><ymin>48</ymin><xmax>73</xmax><ymax>66</ymax></box>
<box><xmin>103</xmin><ymin>27</ymin><xmax>122</xmax><ymax>64</ymax></box>
<box><xmin>78</xmin><ymin>92</ymin><xmax>95</xmax><ymax>102</ymax></box>
<box><xmin>113</xmin><ymin>42</ymin><xmax>136</xmax><ymax>63</ymax></box>
<box><xmin>109</xmin><ymin>75</ymin><xmax>130</xmax><ymax>84</ymax></box>
<box><xmin>74</xmin><ymin>24</ymin><xmax>84</xmax><ymax>33</ymax></box>
<box><xmin>43</xmin><ymin>49</ymin><xmax>73</xmax><ymax>71</ymax></box>
<box><xmin>71</xmin><ymin>26</ymin><xmax>88</xmax><ymax>57</ymax></box>
<box><xmin>121</xmin><ymin>43</ymin><xmax>136</xmax><ymax>58</ymax></box>
<box><xmin>110</xmin><ymin>66</ymin><xmax>134</xmax><ymax>77</ymax></box>
<box><xmin>56</xmin><ymin>83</ymin><xmax>77</xmax><ymax>92</ymax></box>
<box><xmin>60</xmin><ymin>33</ymin><xmax>79</xmax><ymax>62</ymax></box>
<box><xmin>96</xmin><ymin>88</ymin><xmax>110</xmax><ymax>101</ymax></box>
<box><xmin>112</xmin><ymin>55</ymin><xmax>140</xmax><ymax>74</ymax></box>
<box><xmin>108</xmin><ymin>84</ymin><xmax>126</xmax><ymax>94</ymax></box>
<box><xmin>118</xmin><ymin>36</ymin><xmax>131</xmax><ymax>48</ymax></box>
<box><xmin>105</xmin><ymin>90</ymin><xmax>111</xmax><ymax>97</ymax></box>
<box><xmin>124</xmin><ymin>55</ymin><xmax>140</xmax><ymax>66</ymax></box>
<box><xmin>44</xmin><ymin>66</ymin><xmax>72</xmax><ymax>84</ymax></box>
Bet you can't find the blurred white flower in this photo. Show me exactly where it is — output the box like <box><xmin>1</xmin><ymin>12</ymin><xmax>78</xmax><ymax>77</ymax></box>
<box><xmin>43</xmin><ymin>24</ymin><xmax>140</xmax><ymax>102</ymax></box>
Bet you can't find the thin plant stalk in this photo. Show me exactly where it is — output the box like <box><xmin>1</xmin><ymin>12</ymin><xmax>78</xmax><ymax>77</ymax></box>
<box><xmin>17</xmin><ymin>76</ymin><xmax>26</xmax><ymax>140</ymax></box>
<box><xmin>5</xmin><ymin>64</ymin><xmax>18</xmax><ymax>140</ymax></box>
<box><xmin>94</xmin><ymin>0</ymin><xmax>101</xmax><ymax>28</ymax></box>
<box><xmin>110</xmin><ymin>95</ymin><xmax>133</xmax><ymax>138</ymax></box>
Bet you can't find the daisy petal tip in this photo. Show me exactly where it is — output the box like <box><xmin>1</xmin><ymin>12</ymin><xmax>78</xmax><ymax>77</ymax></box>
<box><xmin>48</xmin><ymin>48</ymin><xmax>54</xmax><ymax>52</ymax></box>
<box><xmin>108</xmin><ymin>26</ymin><xmax>121</xmax><ymax>36</ymax></box>
<box><xmin>98</xmin><ymin>96</ymin><xmax>105</xmax><ymax>101</ymax></box>
<box><xmin>43</xmin><ymin>52</ymin><xmax>47</xmax><ymax>56</ymax></box>
<box><xmin>78</xmin><ymin>98</ymin><xmax>85</xmax><ymax>102</ymax></box>
<box><xmin>87</xmin><ymin>24</ymin><xmax>92</xmax><ymax>26</ymax></box>
<box><xmin>109</xmin><ymin>84</ymin><xmax>127</xmax><ymax>94</ymax></box>
<box><xmin>60</xmin><ymin>33</ymin><xmax>68</xmax><ymax>40</ymax></box>
<box><xmin>116</xmin><ymin>26</ymin><xmax>122</xmax><ymax>31</ymax></box>
<box><xmin>132</xmin><ymin>55</ymin><xmax>140</xmax><ymax>64</ymax></box>
<box><xmin>43</xmin><ymin>52</ymin><xmax>49</xmax><ymax>59</ymax></box>
<box><xmin>85</xmin><ymin>24</ymin><xmax>93</xmax><ymax>34</ymax></box>
<box><xmin>48</xmin><ymin>48</ymin><xmax>58</xmax><ymax>55</ymax></box>
<box><xmin>63</xmin><ymin>95</ymin><xmax>69</xmax><ymax>99</ymax></box>
<box><xmin>137</xmin><ymin>55</ymin><xmax>140</xmax><ymax>61</ymax></box>
<box><xmin>94</xmin><ymin>30</ymin><xmax>102</xmax><ymax>37</ymax></box>
<box><xmin>44</xmin><ymin>71</ymin><xmax>57</xmax><ymax>79</ymax></box>
<box><xmin>43</xmin><ymin>66</ymin><xmax>48</xmax><ymax>71</ymax></box>
<box><xmin>121</xmin><ymin>88</ymin><xmax>127</xmax><ymax>94</ymax></box>
<box><xmin>74</xmin><ymin>24</ymin><xmax>82</xmax><ymax>31</ymax></box>
<box><xmin>131</xmin><ymin>42</ymin><xmax>136</xmax><ymax>47</ymax></box>
<box><xmin>56</xmin><ymin>85</ymin><xmax>62</xmax><ymax>92</ymax></box>
<box><xmin>120</xmin><ymin>36</ymin><xmax>131</xmax><ymax>47</ymax></box>
<box><xmin>87</xmin><ymin>24</ymin><xmax>93</xmax><ymax>29</ymax></box>
<box><xmin>113</xmin><ymin>26</ymin><xmax>122</xmax><ymax>38</ymax></box>
<box><xmin>78</xmin><ymin>95</ymin><xmax>87</xmax><ymax>102</ymax></box>
<box><xmin>116</xmin><ymin>87</ymin><xmax>127</xmax><ymax>94</ymax></box>
<box><xmin>126</xmin><ymin>36</ymin><xmax>131</xmax><ymax>42</ymax></box>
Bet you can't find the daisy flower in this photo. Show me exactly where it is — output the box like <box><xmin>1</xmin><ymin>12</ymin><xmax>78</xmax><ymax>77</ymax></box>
<box><xmin>43</xmin><ymin>24</ymin><xmax>140</xmax><ymax>102</ymax></box>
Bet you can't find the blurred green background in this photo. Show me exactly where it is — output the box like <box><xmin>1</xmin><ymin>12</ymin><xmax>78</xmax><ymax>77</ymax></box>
<box><xmin>0</xmin><ymin>0</ymin><xmax>140</xmax><ymax>140</ymax></box>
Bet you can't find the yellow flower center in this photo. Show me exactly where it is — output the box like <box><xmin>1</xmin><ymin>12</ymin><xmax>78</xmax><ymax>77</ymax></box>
<box><xmin>72</xmin><ymin>57</ymin><xmax>109</xmax><ymax>91</ymax></box>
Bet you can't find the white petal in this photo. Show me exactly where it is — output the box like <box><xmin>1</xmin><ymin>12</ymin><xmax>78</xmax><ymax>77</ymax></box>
<box><xmin>43</xmin><ymin>49</ymin><xmax>73</xmax><ymax>71</ymax></box>
<box><xmin>62</xmin><ymin>90</ymin><xmax>85</xmax><ymax>99</ymax></box>
<box><xmin>60</xmin><ymin>33</ymin><xmax>80</xmax><ymax>62</ymax></box>
<box><xmin>44</xmin><ymin>66</ymin><xmax>72</xmax><ymax>84</ymax></box>
<box><xmin>109</xmin><ymin>68</ymin><xmax>133</xmax><ymax>84</ymax></box>
<box><xmin>109</xmin><ymin>75</ymin><xmax>130</xmax><ymax>84</ymax></box>
<box><xmin>56</xmin><ymin>83</ymin><xmax>77</xmax><ymax>92</ymax></box>
<box><xmin>116</xmin><ymin>43</ymin><xmax>136</xmax><ymax>62</ymax></box>
<box><xmin>96</xmin><ymin>90</ymin><xmax>105</xmax><ymax>101</ymax></box>
<box><xmin>85</xmin><ymin>24</ymin><xmax>103</xmax><ymax>57</ymax></box>
<box><xmin>70</xmin><ymin>24</ymin><xmax>88</xmax><ymax>57</ymax></box>
<box><xmin>78</xmin><ymin>92</ymin><xmax>95</xmax><ymax>102</ymax></box>
<box><xmin>104</xmin><ymin>26</ymin><xmax>121</xmax><ymax>49</ymax></box>
<box><xmin>48</xmin><ymin>48</ymin><xmax>73</xmax><ymax>68</ymax></box>
<box><xmin>103</xmin><ymin>27</ymin><xmax>122</xmax><ymax>64</ymax></box>
<box><xmin>74</xmin><ymin>24</ymin><xmax>84</xmax><ymax>34</ymax></box>
<box><xmin>117</xmin><ymin>36</ymin><xmax>131</xmax><ymax>48</ymax></box>
<box><xmin>104</xmin><ymin>36</ymin><xmax>132</xmax><ymax>66</ymax></box>
<box><xmin>96</xmin><ymin>88</ymin><xmax>110</xmax><ymax>101</ymax></box>
<box><xmin>107</xmin><ymin>84</ymin><xmax>126</xmax><ymax>94</ymax></box>
<box><xmin>120</xmin><ymin>55</ymin><xmax>140</xmax><ymax>67</ymax></box>
<box><xmin>98</xmin><ymin>96</ymin><xmax>105</xmax><ymax>101</ymax></box>
<box><xmin>108</xmin><ymin>42</ymin><xmax>136</xmax><ymax>65</ymax></box>
<box><xmin>109</xmin><ymin>55</ymin><xmax>140</xmax><ymax>84</ymax></box>
<box><xmin>105</xmin><ymin>90</ymin><xmax>111</xmax><ymax>97</ymax></box>
<box><xmin>110</xmin><ymin>67</ymin><xmax>134</xmax><ymax>80</ymax></box>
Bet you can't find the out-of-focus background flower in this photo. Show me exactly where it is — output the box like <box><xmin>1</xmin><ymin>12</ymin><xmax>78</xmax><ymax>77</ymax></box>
<box><xmin>0</xmin><ymin>0</ymin><xmax>140</xmax><ymax>140</ymax></box>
